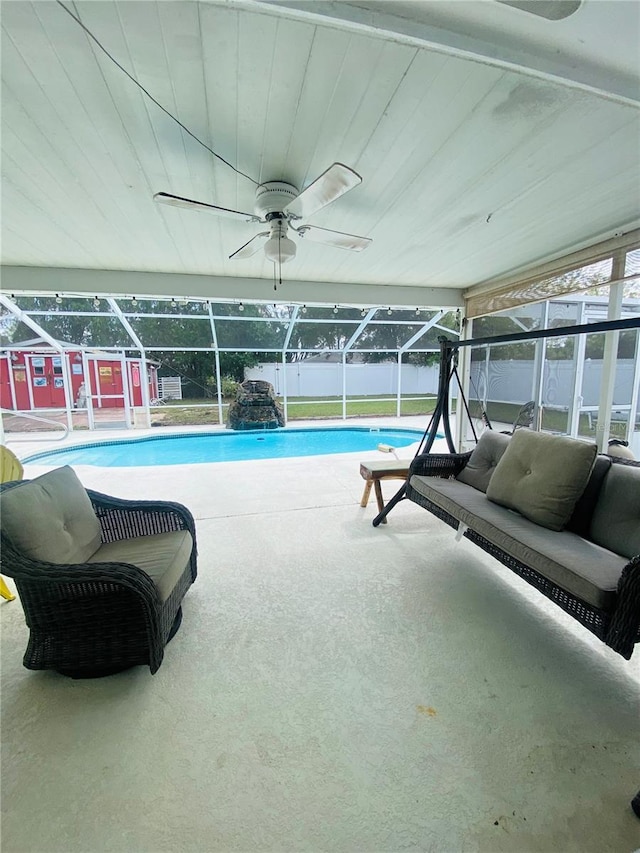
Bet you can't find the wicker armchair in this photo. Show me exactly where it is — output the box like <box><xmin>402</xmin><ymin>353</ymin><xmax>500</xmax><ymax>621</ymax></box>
<box><xmin>0</xmin><ymin>467</ymin><xmax>197</xmax><ymax>677</ymax></box>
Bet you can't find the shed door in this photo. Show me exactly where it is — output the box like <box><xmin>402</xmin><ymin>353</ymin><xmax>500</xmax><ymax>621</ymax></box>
<box><xmin>28</xmin><ymin>356</ymin><xmax>64</xmax><ymax>407</ymax></box>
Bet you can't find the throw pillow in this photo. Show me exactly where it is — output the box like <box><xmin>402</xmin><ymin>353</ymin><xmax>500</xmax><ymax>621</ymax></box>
<box><xmin>589</xmin><ymin>462</ymin><xmax>640</xmax><ymax>558</ymax></box>
<box><xmin>486</xmin><ymin>431</ymin><xmax>597</xmax><ymax>531</ymax></box>
<box><xmin>456</xmin><ymin>430</ymin><xmax>511</xmax><ymax>493</ymax></box>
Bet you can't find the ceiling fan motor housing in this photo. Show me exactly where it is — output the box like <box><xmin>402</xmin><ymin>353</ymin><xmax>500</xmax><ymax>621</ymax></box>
<box><xmin>254</xmin><ymin>181</ymin><xmax>298</xmax><ymax>219</ymax></box>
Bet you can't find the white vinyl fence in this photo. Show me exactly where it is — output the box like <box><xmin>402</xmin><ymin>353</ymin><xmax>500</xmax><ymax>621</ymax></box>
<box><xmin>245</xmin><ymin>362</ymin><xmax>441</xmax><ymax>397</ymax></box>
<box><xmin>469</xmin><ymin>359</ymin><xmax>637</xmax><ymax>410</ymax></box>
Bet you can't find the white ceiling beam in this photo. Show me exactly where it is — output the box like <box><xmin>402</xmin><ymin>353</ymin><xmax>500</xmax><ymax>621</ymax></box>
<box><xmin>0</xmin><ymin>266</ymin><xmax>463</xmax><ymax>310</ymax></box>
<box><xmin>248</xmin><ymin>0</ymin><xmax>640</xmax><ymax>105</ymax></box>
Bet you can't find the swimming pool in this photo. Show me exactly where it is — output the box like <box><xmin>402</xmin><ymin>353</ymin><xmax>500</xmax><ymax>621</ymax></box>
<box><xmin>24</xmin><ymin>426</ymin><xmax>430</xmax><ymax>467</ymax></box>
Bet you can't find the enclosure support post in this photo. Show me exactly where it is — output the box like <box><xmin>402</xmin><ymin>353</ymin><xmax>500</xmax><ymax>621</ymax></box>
<box><xmin>532</xmin><ymin>301</ymin><xmax>549</xmax><ymax>430</ymax></box>
<box><xmin>281</xmin><ymin>351</ymin><xmax>288</xmax><ymax>423</ymax></box>
<box><xmin>455</xmin><ymin>313</ymin><xmax>472</xmax><ymax>450</ymax></box>
<box><xmin>596</xmin><ymin>253</ymin><xmax>625</xmax><ymax>450</ymax></box>
<box><xmin>139</xmin><ymin>350</ymin><xmax>152</xmax><ymax>429</ymax></box>
<box><xmin>568</xmin><ymin>302</ymin><xmax>587</xmax><ymax>438</ymax></box>
<box><xmin>342</xmin><ymin>353</ymin><xmax>347</xmax><ymax>420</ymax></box>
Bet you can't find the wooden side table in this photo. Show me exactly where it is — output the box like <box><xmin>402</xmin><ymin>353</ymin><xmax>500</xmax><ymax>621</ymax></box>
<box><xmin>359</xmin><ymin>459</ymin><xmax>410</xmax><ymax>523</ymax></box>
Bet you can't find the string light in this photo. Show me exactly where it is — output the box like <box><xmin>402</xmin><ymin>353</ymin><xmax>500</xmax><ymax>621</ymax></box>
<box><xmin>360</xmin><ymin>308</ymin><xmax>366</xmax><ymax>317</ymax></box>
<box><xmin>131</xmin><ymin>296</ymin><xmax>138</xmax><ymax>307</ymax></box>
<box><xmin>239</xmin><ymin>302</ymin><xmax>244</xmax><ymax>312</ymax></box>
<box><xmin>170</xmin><ymin>298</ymin><xmax>177</xmax><ymax>308</ymax></box>
<box><xmin>301</xmin><ymin>305</ymin><xmax>307</xmax><ymax>314</ymax></box>
<box><xmin>415</xmin><ymin>307</ymin><xmax>420</xmax><ymax>316</ymax></box>
<box><xmin>387</xmin><ymin>307</ymin><xmax>392</xmax><ymax>315</ymax></box>
<box><xmin>93</xmin><ymin>296</ymin><xmax>100</xmax><ymax>309</ymax></box>
<box><xmin>333</xmin><ymin>305</ymin><xmax>339</xmax><ymax>314</ymax></box>
<box><xmin>55</xmin><ymin>294</ymin><xmax>62</xmax><ymax>304</ymax></box>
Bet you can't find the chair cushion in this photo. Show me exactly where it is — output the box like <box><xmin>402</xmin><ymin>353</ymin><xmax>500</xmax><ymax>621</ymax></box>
<box><xmin>87</xmin><ymin>530</ymin><xmax>193</xmax><ymax>601</ymax></box>
<box><xmin>0</xmin><ymin>466</ymin><xmax>102</xmax><ymax>564</ymax></box>
<box><xmin>589</xmin><ymin>463</ymin><xmax>640</xmax><ymax>559</ymax></box>
<box><xmin>456</xmin><ymin>431</ymin><xmax>511</xmax><ymax>493</ymax></box>
<box><xmin>486</xmin><ymin>430</ymin><xmax>597</xmax><ymax>531</ymax></box>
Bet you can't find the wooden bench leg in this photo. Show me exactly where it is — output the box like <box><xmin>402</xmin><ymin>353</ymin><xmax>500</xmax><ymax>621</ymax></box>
<box><xmin>360</xmin><ymin>479</ymin><xmax>373</xmax><ymax>508</ymax></box>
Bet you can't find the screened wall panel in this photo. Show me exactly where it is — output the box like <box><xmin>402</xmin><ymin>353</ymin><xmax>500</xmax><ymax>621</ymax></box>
<box><xmin>214</xmin><ymin>319</ymin><xmax>289</xmax><ymax>350</ymax></box>
<box><xmin>288</xmin><ymin>322</ymin><xmax>360</xmax><ymax>351</ymax></box>
<box><xmin>0</xmin><ymin>310</ymin><xmax>33</xmax><ymax>346</ymax></box>
<box><xmin>36</xmin><ymin>314</ymin><xmax>134</xmax><ymax>348</ymax></box>
<box><xmin>129</xmin><ymin>316</ymin><xmax>213</xmax><ymax>348</ymax></box>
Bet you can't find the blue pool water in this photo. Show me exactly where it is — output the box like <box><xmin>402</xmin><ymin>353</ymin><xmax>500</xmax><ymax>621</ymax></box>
<box><xmin>24</xmin><ymin>427</ymin><xmax>430</xmax><ymax>468</ymax></box>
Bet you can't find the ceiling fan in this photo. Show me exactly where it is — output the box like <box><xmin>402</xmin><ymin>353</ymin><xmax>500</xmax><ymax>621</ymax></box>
<box><xmin>153</xmin><ymin>163</ymin><xmax>372</xmax><ymax>265</ymax></box>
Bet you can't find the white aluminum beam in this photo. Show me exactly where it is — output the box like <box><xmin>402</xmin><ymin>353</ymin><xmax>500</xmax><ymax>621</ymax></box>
<box><xmin>1</xmin><ymin>267</ymin><xmax>463</xmax><ymax>311</ymax></box>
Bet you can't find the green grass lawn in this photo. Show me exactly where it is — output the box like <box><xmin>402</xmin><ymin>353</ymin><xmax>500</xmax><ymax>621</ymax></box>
<box><xmin>152</xmin><ymin>395</ymin><xmax>439</xmax><ymax>425</ymax></box>
<box><xmin>153</xmin><ymin>395</ymin><xmax>632</xmax><ymax>438</ymax></box>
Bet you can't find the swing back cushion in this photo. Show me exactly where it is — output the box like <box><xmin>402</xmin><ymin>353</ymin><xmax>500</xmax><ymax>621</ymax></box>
<box><xmin>456</xmin><ymin>431</ymin><xmax>511</xmax><ymax>493</ymax></box>
<box><xmin>485</xmin><ymin>430</ymin><xmax>597</xmax><ymax>531</ymax></box>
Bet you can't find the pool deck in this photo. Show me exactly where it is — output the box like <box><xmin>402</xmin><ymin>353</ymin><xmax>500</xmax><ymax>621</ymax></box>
<box><xmin>2</xmin><ymin>415</ymin><xmax>639</xmax><ymax>852</ymax></box>
<box><xmin>5</xmin><ymin>417</ymin><xmax>451</xmax><ymax>517</ymax></box>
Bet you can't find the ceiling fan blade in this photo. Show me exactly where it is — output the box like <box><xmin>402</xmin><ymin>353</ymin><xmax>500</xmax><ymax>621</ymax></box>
<box><xmin>295</xmin><ymin>224</ymin><xmax>372</xmax><ymax>252</ymax></box>
<box><xmin>229</xmin><ymin>232</ymin><xmax>270</xmax><ymax>260</ymax></box>
<box><xmin>154</xmin><ymin>192</ymin><xmax>260</xmax><ymax>223</ymax></box>
<box><xmin>284</xmin><ymin>163</ymin><xmax>362</xmax><ymax>220</ymax></box>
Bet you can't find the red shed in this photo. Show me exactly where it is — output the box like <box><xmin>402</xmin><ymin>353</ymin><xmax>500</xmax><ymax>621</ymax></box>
<box><xmin>1</xmin><ymin>341</ymin><xmax>158</xmax><ymax>412</ymax></box>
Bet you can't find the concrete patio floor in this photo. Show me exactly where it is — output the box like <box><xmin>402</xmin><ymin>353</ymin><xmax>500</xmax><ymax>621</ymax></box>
<box><xmin>1</xmin><ymin>419</ymin><xmax>639</xmax><ymax>852</ymax></box>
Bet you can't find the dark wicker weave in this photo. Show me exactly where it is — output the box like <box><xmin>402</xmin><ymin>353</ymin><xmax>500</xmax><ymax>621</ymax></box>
<box><xmin>405</xmin><ymin>453</ymin><xmax>640</xmax><ymax>660</ymax></box>
<box><xmin>0</xmin><ymin>480</ymin><xmax>198</xmax><ymax>676</ymax></box>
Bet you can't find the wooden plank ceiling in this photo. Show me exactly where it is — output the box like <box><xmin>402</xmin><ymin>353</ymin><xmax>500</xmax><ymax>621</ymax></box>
<box><xmin>1</xmin><ymin>0</ymin><xmax>639</xmax><ymax>304</ymax></box>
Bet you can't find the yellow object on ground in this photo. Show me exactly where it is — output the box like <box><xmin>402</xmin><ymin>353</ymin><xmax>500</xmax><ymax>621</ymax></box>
<box><xmin>0</xmin><ymin>445</ymin><xmax>23</xmax><ymax>601</ymax></box>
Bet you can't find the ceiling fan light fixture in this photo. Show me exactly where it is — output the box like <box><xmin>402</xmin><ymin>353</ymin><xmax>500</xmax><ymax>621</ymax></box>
<box><xmin>264</xmin><ymin>234</ymin><xmax>296</xmax><ymax>264</ymax></box>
